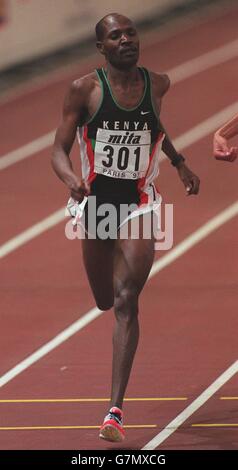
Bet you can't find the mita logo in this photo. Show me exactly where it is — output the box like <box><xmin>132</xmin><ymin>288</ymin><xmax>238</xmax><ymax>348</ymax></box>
<box><xmin>108</xmin><ymin>132</ymin><xmax>141</xmax><ymax>145</ymax></box>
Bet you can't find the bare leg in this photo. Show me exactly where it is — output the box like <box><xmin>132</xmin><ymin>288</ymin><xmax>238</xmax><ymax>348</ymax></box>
<box><xmin>81</xmin><ymin>238</ymin><xmax>115</xmax><ymax>310</ymax></box>
<box><xmin>111</xmin><ymin>216</ymin><xmax>155</xmax><ymax>408</ymax></box>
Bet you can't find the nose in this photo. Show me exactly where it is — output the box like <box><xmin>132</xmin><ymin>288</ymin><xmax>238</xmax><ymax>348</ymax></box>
<box><xmin>120</xmin><ymin>33</ymin><xmax>131</xmax><ymax>44</ymax></box>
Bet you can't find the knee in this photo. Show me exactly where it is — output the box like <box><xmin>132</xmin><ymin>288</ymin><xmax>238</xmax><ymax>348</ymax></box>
<box><xmin>114</xmin><ymin>285</ymin><xmax>139</xmax><ymax>319</ymax></box>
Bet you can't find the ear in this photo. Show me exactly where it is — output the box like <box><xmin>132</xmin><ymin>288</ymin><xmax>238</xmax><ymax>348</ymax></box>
<box><xmin>96</xmin><ymin>41</ymin><xmax>105</xmax><ymax>55</ymax></box>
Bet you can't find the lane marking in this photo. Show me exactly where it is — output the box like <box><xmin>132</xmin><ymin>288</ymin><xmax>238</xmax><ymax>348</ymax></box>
<box><xmin>149</xmin><ymin>201</ymin><xmax>238</xmax><ymax>277</ymax></box>
<box><xmin>0</xmin><ymin>201</ymin><xmax>237</xmax><ymax>389</ymax></box>
<box><xmin>170</xmin><ymin>102</ymin><xmax>238</xmax><ymax>150</ymax></box>
<box><xmin>192</xmin><ymin>423</ymin><xmax>238</xmax><ymax>427</ymax></box>
<box><xmin>1</xmin><ymin>101</ymin><xmax>238</xmax><ymax>260</ymax></box>
<box><xmin>0</xmin><ymin>306</ymin><xmax>102</xmax><ymax>388</ymax></box>
<box><xmin>1</xmin><ymin>38</ymin><xmax>238</xmax><ymax>171</ymax></box>
<box><xmin>0</xmin><ymin>397</ymin><xmax>187</xmax><ymax>403</ymax></box>
<box><xmin>0</xmin><ymin>208</ymin><xmax>65</xmax><ymax>258</ymax></box>
<box><xmin>220</xmin><ymin>397</ymin><xmax>238</xmax><ymax>400</ymax></box>
<box><xmin>142</xmin><ymin>359</ymin><xmax>238</xmax><ymax>449</ymax></box>
<box><xmin>168</xmin><ymin>37</ymin><xmax>238</xmax><ymax>84</ymax></box>
<box><xmin>0</xmin><ymin>424</ymin><xmax>156</xmax><ymax>431</ymax></box>
<box><xmin>0</xmin><ymin>131</ymin><xmax>55</xmax><ymax>171</ymax></box>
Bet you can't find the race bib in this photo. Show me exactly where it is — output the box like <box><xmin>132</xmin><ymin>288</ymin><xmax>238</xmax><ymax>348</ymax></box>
<box><xmin>94</xmin><ymin>128</ymin><xmax>151</xmax><ymax>179</ymax></box>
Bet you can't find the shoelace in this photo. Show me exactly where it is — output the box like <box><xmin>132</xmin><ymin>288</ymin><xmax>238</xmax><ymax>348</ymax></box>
<box><xmin>106</xmin><ymin>411</ymin><xmax>122</xmax><ymax>425</ymax></box>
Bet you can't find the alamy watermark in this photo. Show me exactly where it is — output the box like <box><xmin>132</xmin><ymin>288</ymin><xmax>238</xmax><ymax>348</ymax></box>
<box><xmin>65</xmin><ymin>196</ymin><xmax>174</xmax><ymax>250</ymax></box>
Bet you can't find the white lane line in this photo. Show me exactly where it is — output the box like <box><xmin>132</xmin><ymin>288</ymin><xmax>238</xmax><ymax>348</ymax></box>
<box><xmin>0</xmin><ymin>208</ymin><xmax>65</xmax><ymax>259</ymax></box>
<box><xmin>1</xmin><ymin>38</ymin><xmax>238</xmax><ymax>171</ymax></box>
<box><xmin>1</xmin><ymin>101</ymin><xmax>238</xmax><ymax>260</ymax></box>
<box><xmin>0</xmin><ymin>201</ymin><xmax>237</xmax><ymax>388</ymax></box>
<box><xmin>1</xmin><ymin>97</ymin><xmax>238</xmax><ymax>173</ymax></box>
<box><xmin>171</xmin><ymin>101</ymin><xmax>238</xmax><ymax>151</ymax></box>
<box><xmin>168</xmin><ymin>37</ymin><xmax>238</xmax><ymax>84</ymax></box>
<box><xmin>149</xmin><ymin>201</ymin><xmax>238</xmax><ymax>277</ymax></box>
<box><xmin>0</xmin><ymin>131</ymin><xmax>55</xmax><ymax>171</ymax></box>
<box><xmin>142</xmin><ymin>360</ymin><xmax>238</xmax><ymax>450</ymax></box>
<box><xmin>0</xmin><ymin>307</ymin><xmax>102</xmax><ymax>388</ymax></box>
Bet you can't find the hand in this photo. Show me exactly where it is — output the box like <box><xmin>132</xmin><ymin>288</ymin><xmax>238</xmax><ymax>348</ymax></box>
<box><xmin>70</xmin><ymin>179</ymin><xmax>91</xmax><ymax>203</ymax></box>
<box><xmin>213</xmin><ymin>132</ymin><xmax>238</xmax><ymax>162</ymax></box>
<box><xmin>177</xmin><ymin>162</ymin><xmax>200</xmax><ymax>195</ymax></box>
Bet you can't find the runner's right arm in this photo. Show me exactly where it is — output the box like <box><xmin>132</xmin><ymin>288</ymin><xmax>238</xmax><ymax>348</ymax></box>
<box><xmin>52</xmin><ymin>79</ymin><xmax>90</xmax><ymax>201</ymax></box>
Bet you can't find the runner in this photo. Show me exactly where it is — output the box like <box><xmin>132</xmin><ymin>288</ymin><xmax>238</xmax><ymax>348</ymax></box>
<box><xmin>52</xmin><ymin>12</ymin><xmax>200</xmax><ymax>442</ymax></box>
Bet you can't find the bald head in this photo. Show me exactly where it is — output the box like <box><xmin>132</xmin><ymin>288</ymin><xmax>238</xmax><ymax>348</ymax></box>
<box><xmin>95</xmin><ymin>13</ymin><xmax>139</xmax><ymax>69</ymax></box>
<box><xmin>95</xmin><ymin>13</ymin><xmax>133</xmax><ymax>41</ymax></box>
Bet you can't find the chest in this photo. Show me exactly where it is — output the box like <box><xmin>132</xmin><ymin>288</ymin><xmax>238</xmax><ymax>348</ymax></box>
<box><xmin>109</xmin><ymin>81</ymin><xmax>145</xmax><ymax>109</ymax></box>
<box><xmin>88</xmin><ymin>77</ymin><xmax>145</xmax><ymax>116</ymax></box>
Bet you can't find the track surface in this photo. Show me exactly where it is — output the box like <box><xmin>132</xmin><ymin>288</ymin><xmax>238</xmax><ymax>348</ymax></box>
<box><xmin>0</xmin><ymin>6</ymin><xmax>237</xmax><ymax>450</ymax></box>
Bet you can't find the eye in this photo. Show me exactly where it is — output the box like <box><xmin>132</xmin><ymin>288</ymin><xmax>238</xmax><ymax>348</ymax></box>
<box><xmin>127</xmin><ymin>28</ymin><xmax>136</xmax><ymax>36</ymax></box>
<box><xmin>110</xmin><ymin>31</ymin><xmax>120</xmax><ymax>40</ymax></box>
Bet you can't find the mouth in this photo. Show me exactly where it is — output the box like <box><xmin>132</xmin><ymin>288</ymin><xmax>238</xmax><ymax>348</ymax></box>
<box><xmin>120</xmin><ymin>47</ymin><xmax>137</xmax><ymax>55</ymax></box>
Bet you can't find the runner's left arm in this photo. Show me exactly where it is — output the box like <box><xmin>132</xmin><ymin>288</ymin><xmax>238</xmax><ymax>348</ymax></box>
<box><xmin>160</xmin><ymin>121</ymin><xmax>200</xmax><ymax>195</ymax></box>
<box><xmin>150</xmin><ymin>71</ymin><xmax>200</xmax><ymax>195</ymax></box>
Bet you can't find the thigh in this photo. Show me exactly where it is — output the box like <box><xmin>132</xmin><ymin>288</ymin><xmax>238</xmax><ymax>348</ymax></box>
<box><xmin>114</xmin><ymin>215</ymin><xmax>155</xmax><ymax>295</ymax></box>
<box><xmin>82</xmin><ymin>238</ymin><xmax>116</xmax><ymax>309</ymax></box>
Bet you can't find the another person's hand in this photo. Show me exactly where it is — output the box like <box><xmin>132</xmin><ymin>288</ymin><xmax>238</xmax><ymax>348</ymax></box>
<box><xmin>213</xmin><ymin>131</ymin><xmax>238</xmax><ymax>162</ymax></box>
<box><xmin>177</xmin><ymin>162</ymin><xmax>200</xmax><ymax>195</ymax></box>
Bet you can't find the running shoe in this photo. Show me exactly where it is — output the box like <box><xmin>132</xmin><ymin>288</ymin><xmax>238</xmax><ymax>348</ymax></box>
<box><xmin>99</xmin><ymin>406</ymin><xmax>125</xmax><ymax>442</ymax></box>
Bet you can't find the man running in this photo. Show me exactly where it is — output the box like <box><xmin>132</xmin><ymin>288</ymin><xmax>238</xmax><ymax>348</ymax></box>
<box><xmin>52</xmin><ymin>13</ymin><xmax>200</xmax><ymax>443</ymax></box>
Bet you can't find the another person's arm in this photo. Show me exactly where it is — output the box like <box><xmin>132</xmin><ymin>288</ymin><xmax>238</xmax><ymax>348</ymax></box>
<box><xmin>52</xmin><ymin>79</ymin><xmax>90</xmax><ymax>201</ymax></box>
<box><xmin>213</xmin><ymin>113</ymin><xmax>238</xmax><ymax>162</ymax></box>
<box><xmin>151</xmin><ymin>72</ymin><xmax>200</xmax><ymax>195</ymax></box>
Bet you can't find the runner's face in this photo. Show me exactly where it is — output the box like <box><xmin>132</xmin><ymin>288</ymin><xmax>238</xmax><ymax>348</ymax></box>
<box><xmin>99</xmin><ymin>18</ymin><xmax>139</xmax><ymax>69</ymax></box>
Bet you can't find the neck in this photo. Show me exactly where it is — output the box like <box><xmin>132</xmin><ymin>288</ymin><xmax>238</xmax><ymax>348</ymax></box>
<box><xmin>105</xmin><ymin>63</ymin><xmax>139</xmax><ymax>85</ymax></box>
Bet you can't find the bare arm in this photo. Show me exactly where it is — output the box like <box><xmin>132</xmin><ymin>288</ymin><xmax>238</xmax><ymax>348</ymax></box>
<box><xmin>52</xmin><ymin>79</ymin><xmax>90</xmax><ymax>200</ymax></box>
<box><xmin>217</xmin><ymin>113</ymin><xmax>238</xmax><ymax>140</ymax></box>
<box><xmin>150</xmin><ymin>72</ymin><xmax>200</xmax><ymax>195</ymax></box>
<box><xmin>149</xmin><ymin>72</ymin><xmax>181</xmax><ymax>161</ymax></box>
<box><xmin>213</xmin><ymin>113</ymin><xmax>238</xmax><ymax>162</ymax></box>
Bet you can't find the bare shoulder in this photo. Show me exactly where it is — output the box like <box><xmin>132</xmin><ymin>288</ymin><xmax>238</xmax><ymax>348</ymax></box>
<box><xmin>71</xmin><ymin>71</ymin><xmax>98</xmax><ymax>95</ymax></box>
<box><xmin>65</xmin><ymin>71</ymin><xmax>99</xmax><ymax>111</ymax></box>
<box><xmin>149</xmin><ymin>71</ymin><xmax>170</xmax><ymax>98</ymax></box>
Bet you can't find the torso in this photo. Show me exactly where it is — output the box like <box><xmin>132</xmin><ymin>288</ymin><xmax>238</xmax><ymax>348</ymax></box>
<box><xmin>77</xmin><ymin>67</ymin><xmax>165</xmax><ymax>206</ymax></box>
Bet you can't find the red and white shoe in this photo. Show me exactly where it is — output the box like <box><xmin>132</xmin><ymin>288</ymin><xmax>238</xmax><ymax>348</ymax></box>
<box><xmin>99</xmin><ymin>406</ymin><xmax>125</xmax><ymax>442</ymax></box>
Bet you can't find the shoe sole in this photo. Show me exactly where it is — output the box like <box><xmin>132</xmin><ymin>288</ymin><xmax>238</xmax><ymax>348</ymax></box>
<box><xmin>99</xmin><ymin>424</ymin><xmax>125</xmax><ymax>442</ymax></box>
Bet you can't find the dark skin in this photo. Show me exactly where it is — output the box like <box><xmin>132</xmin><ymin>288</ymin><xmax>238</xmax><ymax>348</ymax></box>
<box><xmin>52</xmin><ymin>14</ymin><xmax>200</xmax><ymax>413</ymax></box>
